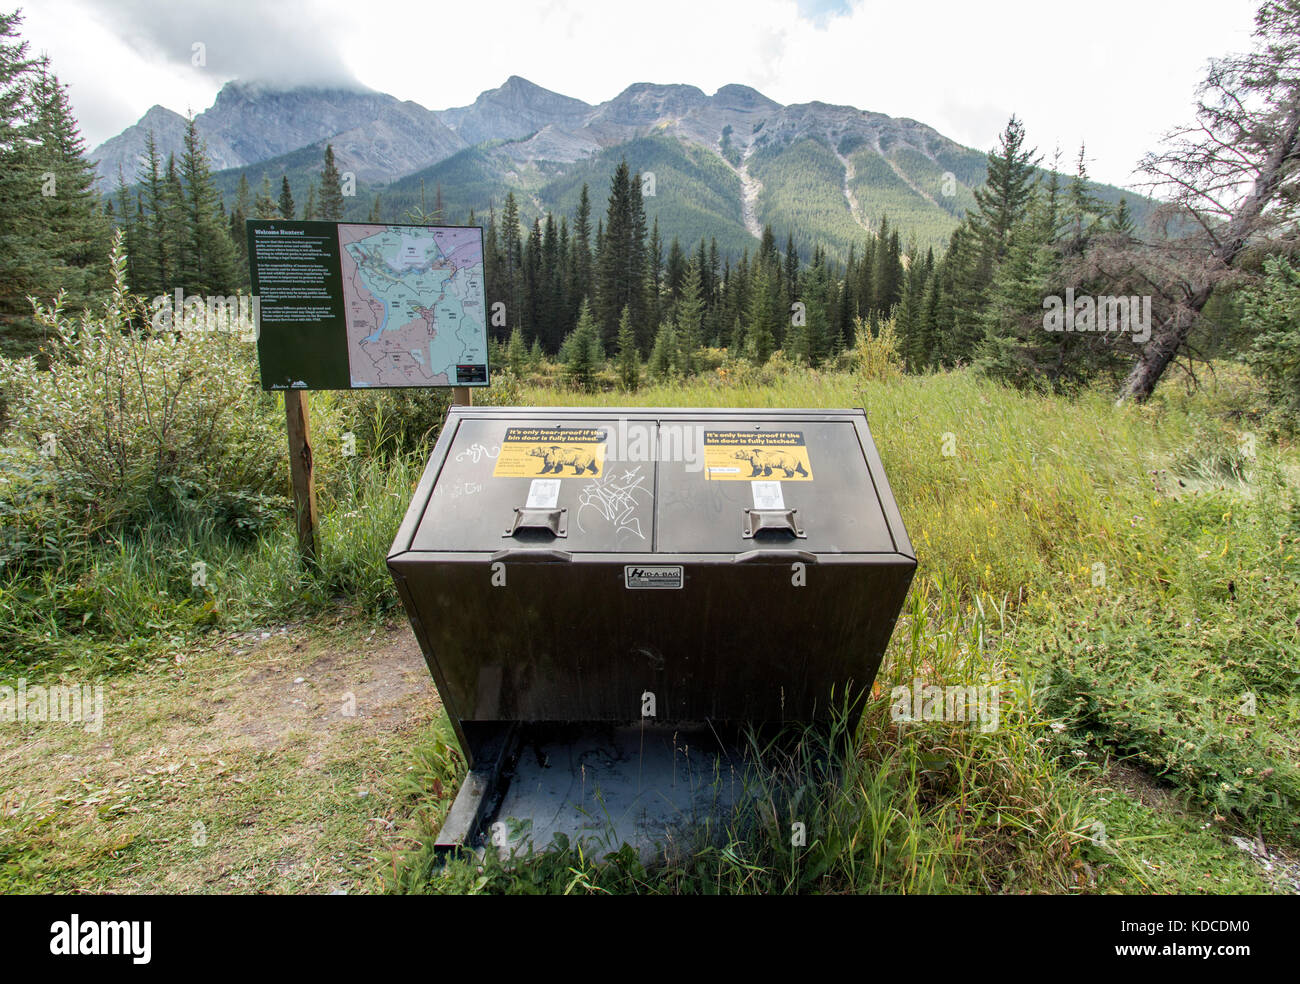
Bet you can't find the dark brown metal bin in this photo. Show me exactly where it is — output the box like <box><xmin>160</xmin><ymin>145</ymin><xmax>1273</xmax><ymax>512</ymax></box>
<box><xmin>388</xmin><ymin>406</ymin><xmax>916</xmax><ymax>776</ymax></box>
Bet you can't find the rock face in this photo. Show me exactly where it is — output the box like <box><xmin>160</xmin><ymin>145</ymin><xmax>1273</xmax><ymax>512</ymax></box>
<box><xmin>437</xmin><ymin>75</ymin><xmax>592</xmax><ymax>146</ymax></box>
<box><xmin>90</xmin><ymin>75</ymin><xmax>968</xmax><ymax>190</ymax></box>
<box><xmin>91</xmin><ymin>82</ymin><xmax>465</xmax><ymax>186</ymax></box>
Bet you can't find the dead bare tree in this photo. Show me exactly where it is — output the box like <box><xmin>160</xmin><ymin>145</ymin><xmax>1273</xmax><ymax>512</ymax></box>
<box><xmin>1118</xmin><ymin>0</ymin><xmax>1300</xmax><ymax>402</ymax></box>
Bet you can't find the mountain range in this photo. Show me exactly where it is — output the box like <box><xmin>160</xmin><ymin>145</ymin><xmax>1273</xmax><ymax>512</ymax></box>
<box><xmin>91</xmin><ymin>76</ymin><xmax>1150</xmax><ymax>264</ymax></box>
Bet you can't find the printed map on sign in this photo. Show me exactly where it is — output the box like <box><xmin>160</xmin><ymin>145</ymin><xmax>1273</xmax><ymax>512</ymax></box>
<box><xmin>493</xmin><ymin>427</ymin><xmax>607</xmax><ymax>478</ymax></box>
<box><xmin>338</xmin><ymin>224</ymin><xmax>486</xmax><ymax>387</ymax></box>
<box><xmin>702</xmin><ymin>431</ymin><xmax>814</xmax><ymax>480</ymax></box>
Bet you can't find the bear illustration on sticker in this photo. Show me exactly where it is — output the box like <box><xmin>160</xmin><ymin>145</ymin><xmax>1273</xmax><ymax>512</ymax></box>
<box><xmin>734</xmin><ymin>448</ymin><xmax>808</xmax><ymax>478</ymax></box>
<box><xmin>529</xmin><ymin>445</ymin><xmax>600</xmax><ymax>475</ymax></box>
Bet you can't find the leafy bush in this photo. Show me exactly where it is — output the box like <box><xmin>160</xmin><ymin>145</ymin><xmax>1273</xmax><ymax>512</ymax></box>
<box><xmin>345</xmin><ymin>387</ymin><xmax>451</xmax><ymax>460</ymax></box>
<box><xmin>849</xmin><ymin>315</ymin><xmax>903</xmax><ymax>382</ymax></box>
<box><xmin>0</xmin><ymin>235</ymin><xmax>286</xmax><ymax>558</ymax></box>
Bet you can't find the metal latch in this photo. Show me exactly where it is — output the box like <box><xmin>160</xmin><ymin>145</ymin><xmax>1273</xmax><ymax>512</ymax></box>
<box><xmin>504</xmin><ymin>507</ymin><xmax>567</xmax><ymax>539</ymax></box>
<box><xmin>742</xmin><ymin>508</ymin><xmax>805</xmax><ymax>539</ymax></box>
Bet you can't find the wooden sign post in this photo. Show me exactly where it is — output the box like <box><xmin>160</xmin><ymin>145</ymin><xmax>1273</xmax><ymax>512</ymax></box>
<box><xmin>283</xmin><ymin>389</ymin><xmax>319</xmax><ymax>567</ymax></box>
<box><xmin>452</xmin><ymin>386</ymin><xmax>472</xmax><ymax>406</ymax></box>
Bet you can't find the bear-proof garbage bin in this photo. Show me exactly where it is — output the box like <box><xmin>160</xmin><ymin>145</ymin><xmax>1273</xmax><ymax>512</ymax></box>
<box><xmin>387</xmin><ymin>406</ymin><xmax>916</xmax><ymax>853</ymax></box>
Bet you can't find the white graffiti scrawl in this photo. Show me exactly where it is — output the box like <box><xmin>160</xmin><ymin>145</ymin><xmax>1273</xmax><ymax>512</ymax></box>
<box><xmin>577</xmin><ymin>466</ymin><xmax>652</xmax><ymax>540</ymax></box>
<box><xmin>455</xmin><ymin>442</ymin><xmax>500</xmax><ymax>464</ymax></box>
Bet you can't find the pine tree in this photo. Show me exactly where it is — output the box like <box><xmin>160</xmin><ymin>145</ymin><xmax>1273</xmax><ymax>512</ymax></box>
<box><xmin>595</xmin><ymin>160</ymin><xmax>647</xmax><ymax>351</ymax></box>
<box><xmin>676</xmin><ymin>259</ymin><xmax>704</xmax><ymax>375</ymax></box>
<box><xmin>1110</xmin><ymin>196</ymin><xmax>1135</xmax><ymax>236</ymax></box>
<box><xmin>970</xmin><ymin>116</ymin><xmax>1040</xmax><ymax>264</ymax></box>
<box><xmin>0</xmin><ymin>10</ymin><xmax>37</xmax><ymax>324</ymax></box>
<box><xmin>24</xmin><ymin>61</ymin><xmax>109</xmax><ymax>310</ymax></box>
<box><xmin>746</xmin><ymin>261</ymin><xmax>776</xmax><ymax>364</ymax></box>
<box><xmin>302</xmin><ymin>182</ymin><xmax>318</xmax><ymax>220</ymax></box>
<box><xmin>615</xmin><ymin>305</ymin><xmax>639</xmax><ymax>390</ymax></box>
<box><xmin>649</xmin><ymin>320</ymin><xmax>677</xmax><ymax>380</ymax></box>
<box><xmin>499</xmin><ymin>192</ymin><xmax>522</xmax><ymax>343</ymax></box>
<box><xmin>562</xmin><ymin>298</ymin><xmax>601</xmax><ymax>390</ymax></box>
<box><xmin>178</xmin><ymin>114</ymin><xmax>236</xmax><ymax>292</ymax></box>
<box><xmin>571</xmin><ymin>183</ymin><xmax>593</xmax><ymax>314</ymax></box>
<box><xmin>0</xmin><ymin>39</ymin><xmax>108</xmax><ymax>325</ymax></box>
<box><xmin>318</xmin><ymin>143</ymin><xmax>346</xmax><ymax>221</ymax></box>
<box><xmin>230</xmin><ymin>173</ymin><xmax>252</xmax><ymax>276</ymax></box>
<box><xmin>665</xmin><ymin>237</ymin><xmax>686</xmax><ymax>301</ymax></box>
<box><xmin>646</xmin><ymin>217</ymin><xmax>663</xmax><ymax>333</ymax></box>
<box><xmin>506</xmin><ymin>325</ymin><xmax>528</xmax><ymax>373</ymax></box>
<box><xmin>278</xmin><ymin>175</ymin><xmax>295</xmax><ymax>220</ymax></box>
<box><xmin>254</xmin><ymin>175</ymin><xmax>279</xmax><ymax>219</ymax></box>
<box><xmin>1062</xmin><ymin>144</ymin><xmax>1106</xmax><ymax>255</ymax></box>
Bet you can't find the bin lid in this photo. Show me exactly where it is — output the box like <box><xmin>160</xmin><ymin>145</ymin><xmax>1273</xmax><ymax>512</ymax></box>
<box><xmin>409</xmin><ymin>415</ymin><xmax>656</xmax><ymax>553</ymax></box>
<box><xmin>655</xmin><ymin>418</ymin><xmax>897</xmax><ymax>554</ymax></box>
<box><xmin>395</xmin><ymin>407</ymin><xmax>912</xmax><ymax>558</ymax></box>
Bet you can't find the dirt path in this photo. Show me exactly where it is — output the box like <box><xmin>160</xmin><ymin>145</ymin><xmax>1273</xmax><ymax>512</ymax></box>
<box><xmin>0</xmin><ymin>618</ymin><xmax>442</xmax><ymax>894</ymax></box>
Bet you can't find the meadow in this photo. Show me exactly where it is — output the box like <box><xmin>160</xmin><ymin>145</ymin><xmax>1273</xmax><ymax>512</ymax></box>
<box><xmin>1</xmin><ymin>301</ymin><xmax>1297</xmax><ymax>893</ymax></box>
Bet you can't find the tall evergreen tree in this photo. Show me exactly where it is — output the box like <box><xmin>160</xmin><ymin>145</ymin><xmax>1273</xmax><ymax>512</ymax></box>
<box><xmin>254</xmin><ymin>175</ymin><xmax>279</xmax><ymax>219</ymax></box>
<box><xmin>277</xmin><ymin>174</ymin><xmax>295</xmax><ymax>220</ymax></box>
<box><xmin>595</xmin><ymin>160</ymin><xmax>647</xmax><ymax>351</ymax></box>
<box><xmin>676</xmin><ymin>258</ymin><xmax>704</xmax><ymax>375</ymax></box>
<box><xmin>615</xmin><ymin>305</ymin><xmax>639</xmax><ymax>390</ymax></box>
<box><xmin>318</xmin><ymin>143</ymin><xmax>346</xmax><ymax>221</ymax></box>
<box><xmin>178</xmin><ymin>115</ymin><xmax>236</xmax><ymax>292</ymax></box>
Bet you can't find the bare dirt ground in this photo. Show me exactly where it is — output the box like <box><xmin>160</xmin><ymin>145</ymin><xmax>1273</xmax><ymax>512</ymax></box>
<box><xmin>1</xmin><ymin>619</ymin><xmax>443</xmax><ymax>894</ymax></box>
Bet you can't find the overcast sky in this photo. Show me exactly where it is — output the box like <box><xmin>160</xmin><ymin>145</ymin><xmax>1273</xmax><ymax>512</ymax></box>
<box><xmin>20</xmin><ymin>0</ymin><xmax>1260</xmax><ymax>189</ymax></box>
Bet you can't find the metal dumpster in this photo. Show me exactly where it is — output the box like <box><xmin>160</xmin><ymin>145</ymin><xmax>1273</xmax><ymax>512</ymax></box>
<box><xmin>387</xmin><ymin>406</ymin><xmax>916</xmax><ymax>851</ymax></box>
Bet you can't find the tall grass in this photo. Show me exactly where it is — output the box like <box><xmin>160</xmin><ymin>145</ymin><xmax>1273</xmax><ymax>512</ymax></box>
<box><xmin>383</xmin><ymin>363</ymin><xmax>1298</xmax><ymax>891</ymax></box>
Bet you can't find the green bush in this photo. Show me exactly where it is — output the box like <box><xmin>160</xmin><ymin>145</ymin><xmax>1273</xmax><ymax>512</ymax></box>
<box><xmin>0</xmin><ymin>236</ymin><xmax>286</xmax><ymax>551</ymax></box>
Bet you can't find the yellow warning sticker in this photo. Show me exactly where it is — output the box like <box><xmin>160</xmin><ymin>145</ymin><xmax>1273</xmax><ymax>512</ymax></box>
<box><xmin>703</xmin><ymin>430</ymin><xmax>814</xmax><ymax>481</ymax></box>
<box><xmin>492</xmin><ymin>426</ymin><xmax>607</xmax><ymax>478</ymax></box>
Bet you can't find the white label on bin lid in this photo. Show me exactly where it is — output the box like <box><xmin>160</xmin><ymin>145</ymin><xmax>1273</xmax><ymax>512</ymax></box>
<box><xmin>751</xmin><ymin>481</ymin><xmax>784</xmax><ymax>510</ymax></box>
<box><xmin>526</xmin><ymin>478</ymin><xmax>561</xmax><ymax>509</ymax></box>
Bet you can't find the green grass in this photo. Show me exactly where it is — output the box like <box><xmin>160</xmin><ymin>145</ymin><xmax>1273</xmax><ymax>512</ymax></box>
<box><xmin>378</xmin><ymin>362</ymin><xmax>1298</xmax><ymax>892</ymax></box>
<box><xmin>2</xmin><ymin>357</ymin><xmax>1296</xmax><ymax>893</ymax></box>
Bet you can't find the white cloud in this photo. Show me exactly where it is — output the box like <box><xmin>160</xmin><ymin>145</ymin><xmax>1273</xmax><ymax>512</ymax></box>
<box><xmin>21</xmin><ymin>0</ymin><xmax>1261</xmax><ymax>188</ymax></box>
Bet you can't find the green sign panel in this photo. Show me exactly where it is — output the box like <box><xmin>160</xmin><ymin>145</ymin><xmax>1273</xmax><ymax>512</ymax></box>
<box><xmin>247</xmin><ymin>220</ymin><xmax>489</xmax><ymax>390</ymax></box>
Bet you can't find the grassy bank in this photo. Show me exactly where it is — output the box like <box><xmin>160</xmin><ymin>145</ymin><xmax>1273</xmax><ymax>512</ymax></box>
<box><xmin>3</xmin><ymin>361</ymin><xmax>1297</xmax><ymax>893</ymax></box>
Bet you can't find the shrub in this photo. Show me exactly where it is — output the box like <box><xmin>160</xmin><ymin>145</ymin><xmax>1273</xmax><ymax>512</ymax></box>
<box><xmin>0</xmin><ymin>234</ymin><xmax>286</xmax><ymax>550</ymax></box>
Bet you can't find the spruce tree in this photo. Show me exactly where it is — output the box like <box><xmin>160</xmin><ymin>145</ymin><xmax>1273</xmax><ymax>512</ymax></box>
<box><xmin>178</xmin><ymin>114</ymin><xmax>236</xmax><ymax>292</ymax></box>
<box><xmin>319</xmin><ymin>143</ymin><xmax>346</xmax><ymax>221</ymax></box>
<box><xmin>278</xmin><ymin>175</ymin><xmax>295</xmax><ymax>220</ymax></box>
<box><xmin>562</xmin><ymin>298</ymin><xmax>601</xmax><ymax>390</ymax></box>
<box><xmin>969</xmin><ymin>116</ymin><xmax>1040</xmax><ymax>263</ymax></box>
<box><xmin>649</xmin><ymin>320</ymin><xmax>677</xmax><ymax>380</ymax></box>
<box><xmin>595</xmin><ymin>160</ymin><xmax>647</xmax><ymax>351</ymax></box>
<box><xmin>676</xmin><ymin>259</ymin><xmax>704</xmax><ymax>375</ymax></box>
<box><xmin>746</xmin><ymin>261</ymin><xmax>776</xmax><ymax>364</ymax></box>
<box><xmin>25</xmin><ymin>61</ymin><xmax>108</xmax><ymax>309</ymax></box>
<box><xmin>229</xmin><ymin>173</ymin><xmax>252</xmax><ymax>283</ymax></box>
<box><xmin>616</xmin><ymin>305</ymin><xmax>639</xmax><ymax>390</ymax></box>
<box><xmin>506</xmin><ymin>326</ymin><xmax>528</xmax><ymax>373</ymax></box>
<box><xmin>254</xmin><ymin>175</ymin><xmax>279</xmax><ymax>219</ymax></box>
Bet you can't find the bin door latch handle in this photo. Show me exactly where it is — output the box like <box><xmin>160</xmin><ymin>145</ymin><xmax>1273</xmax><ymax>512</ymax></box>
<box><xmin>505</xmin><ymin>507</ymin><xmax>567</xmax><ymax>539</ymax></box>
<box><xmin>742</xmin><ymin>508</ymin><xmax>806</xmax><ymax>539</ymax></box>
